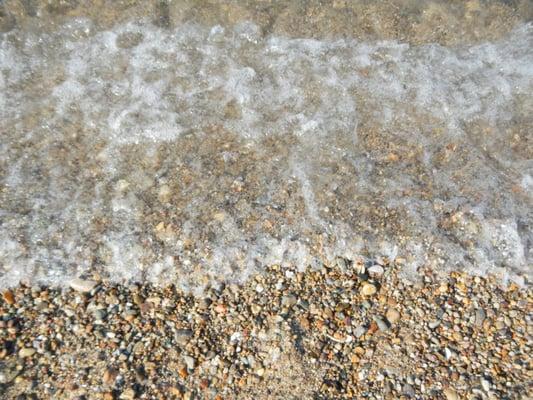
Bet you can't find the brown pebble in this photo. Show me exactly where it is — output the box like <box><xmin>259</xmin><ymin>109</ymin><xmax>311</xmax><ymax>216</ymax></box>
<box><xmin>103</xmin><ymin>367</ymin><xmax>119</xmax><ymax>385</ymax></box>
<box><xmin>178</xmin><ymin>366</ymin><xmax>188</xmax><ymax>379</ymax></box>
<box><xmin>215</xmin><ymin>303</ymin><xmax>227</xmax><ymax>314</ymax></box>
<box><xmin>200</xmin><ymin>379</ymin><xmax>209</xmax><ymax>390</ymax></box>
<box><xmin>2</xmin><ymin>290</ymin><xmax>15</xmax><ymax>305</ymax></box>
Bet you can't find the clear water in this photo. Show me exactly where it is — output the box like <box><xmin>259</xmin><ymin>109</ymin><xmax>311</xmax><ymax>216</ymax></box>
<box><xmin>1</xmin><ymin>4</ymin><xmax>532</xmax><ymax>291</ymax></box>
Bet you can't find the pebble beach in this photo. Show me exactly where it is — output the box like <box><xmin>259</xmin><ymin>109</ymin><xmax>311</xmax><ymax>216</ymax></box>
<box><xmin>1</xmin><ymin>263</ymin><xmax>531</xmax><ymax>399</ymax></box>
<box><xmin>1</xmin><ymin>1</ymin><xmax>532</xmax><ymax>398</ymax></box>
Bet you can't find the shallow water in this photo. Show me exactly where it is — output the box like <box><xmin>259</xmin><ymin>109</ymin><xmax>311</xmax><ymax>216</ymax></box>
<box><xmin>1</xmin><ymin>1</ymin><xmax>532</xmax><ymax>291</ymax></box>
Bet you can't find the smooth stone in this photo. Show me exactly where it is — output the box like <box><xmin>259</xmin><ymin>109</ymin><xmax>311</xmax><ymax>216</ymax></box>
<box><xmin>281</xmin><ymin>294</ymin><xmax>297</xmax><ymax>307</ymax></box>
<box><xmin>119</xmin><ymin>388</ymin><xmax>136</xmax><ymax>400</ymax></box>
<box><xmin>360</xmin><ymin>283</ymin><xmax>377</xmax><ymax>296</ymax></box>
<box><xmin>19</xmin><ymin>348</ymin><xmax>36</xmax><ymax>358</ymax></box>
<box><xmin>368</xmin><ymin>265</ymin><xmax>384</xmax><ymax>278</ymax></box>
<box><xmin>93</xmin><ymin>309</ymin><xmax>107</xmax><ymax>321</ymax></box>
<box><xmin>385</xmin><ymin>308</ymin><xmax>400</xmax><ymax>324</ymax></box>
<box><xmin>403</xmin><ymin>384</ymin><xmax>415</xmax><ymax>397</ymax></box>
<box><xmin>69</xmin><ymin>279</ymin><xmax>98</xmax><ymax>293</ymax></box>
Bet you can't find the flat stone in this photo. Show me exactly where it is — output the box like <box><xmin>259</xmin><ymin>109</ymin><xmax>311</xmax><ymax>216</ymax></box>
<box><xmin>19</xmin><ymin>348</ymin><xmax>36</xmax><ymax>358</ymax></box>
<box><xmin>428</xmin><ymin>320</ymin><xmax>441</xmax><ymax>329</ymax></box>
<box><xmin>69</xmin><ymin>278</ymin><xmax>98</xmax><ymax>293</ymax></box>
<box><xmin>93</xmin><ymin>309</ymin><xmax>107</xmax><ymax>321</ymax></box>
<box><xmin>119</xmin><ymin>388</ymin><xmax>136</xmax><ymax>400</ymax></box>
<box><xmin>368</xmin><ymin>265</ymin><xmax>384</xmax><ymax>278</ymax></box>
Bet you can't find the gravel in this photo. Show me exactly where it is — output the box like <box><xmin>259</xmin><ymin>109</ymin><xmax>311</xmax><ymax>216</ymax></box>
<box><xmin>0</xmin><ymin>262</ymin><xmax>530</xmax><ymax>399</ymax></box>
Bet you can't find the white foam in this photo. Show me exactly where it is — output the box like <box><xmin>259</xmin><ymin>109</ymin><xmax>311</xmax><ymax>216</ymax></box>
<box><xmin>0</xmin><ymin>20</ymin><xmax>531</xmax><ymax>290</ymax></box>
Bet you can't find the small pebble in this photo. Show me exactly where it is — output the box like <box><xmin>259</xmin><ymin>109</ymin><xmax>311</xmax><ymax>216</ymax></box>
<box><xmin>69</xmin><ymin>279</ymin><xmax>98</xmax><ymax>293</ymax></box>
<box><xmin>385</xmin><ymin>308</ymin><xmax>400</xmax><ymax>324</ymax></box>
<box><xmin>18</xmin><ymin>348</ymin><xmax>36</xmax><ymax>358</ymax></box>
<box><xmin>360</xmin><ymin>283</ymin><xmax>377</xmax><ymax>296</ymax></box>
<box><xmin>373</xmin><ymin>316</ymin><xmax>390</xmax><ymax>332</ymax></box>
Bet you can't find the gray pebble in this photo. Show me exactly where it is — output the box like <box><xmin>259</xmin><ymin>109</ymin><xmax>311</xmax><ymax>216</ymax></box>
<box><xmin>373</xmin><ymin>316</ymin><xmax>390</xmax><ymax>332</ymax></box>
<box><xmin>475</xmin><ymin>308</ymin><xmax>486</xmax><ymax>327</ymax></box>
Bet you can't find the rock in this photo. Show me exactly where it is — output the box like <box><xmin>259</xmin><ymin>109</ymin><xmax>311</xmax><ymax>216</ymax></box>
<box><xmin>428</xmin><ymin>320</ymin><xmax>441</xmax><ymax>329</ymax></box>
<box><xmin>475</xmin><ymin>308</ymin><xmax>486</xmax><ymax>327</ymax></box>
<box><xmin>281</xmin><ymin>294</ymin><xmax>297</xmax><ymax>307</ymax></box>
<box><xmin>19</xmin><ymin>348</ymin><xmax>36</xmax><ymax>358</ymax></box>
<box><xmin>367</xmin><ymin>265</ymin><xmax>384</xmax><ymax>278</ymax></box>
<box><xmin>2</xmin><ymin>290</ymin><xmax>15</xmax><ymax>305</ymax></box>
<box><xmin>444</xmin><ymin>347</ymin><xmax>453</xmax><ymax>360</ymax></box>
<box><xmin>0</xmin><ymin>362</ymin><xmax>19</xmax><ymax>384</ymax></box>
<box><xmin>214</xmin><ymin>304</ymin><xmax>227</xmax><ymax>314</ymax></box>
<box><xmin>93</xmin><ymin>309</ymin><xmax>107</xmax><ymax>321</ymax></box>
<box><xmin>174</xmin><ymin>329</ymin><xmax>193</xmax><ymax>346</ymax></box>
<box><xmin>353</xmin><ymin>325</ymin><xmax>367</xmax><ymax>338</ymax></box>
<box><xmin>103</xmin><ymin>367</ymin><xmax>118</xmax><ymax>385</ymax></box>
<box><xmin>443</xmin><ymin>387</ymin><xmax>459</xmax><ymax>400</ymax></box>
<box><xmin>157</xmin><ymin>184</ymin><xmax>172</xmax><ymax>202</ymax></box>
<box><xmin>385</xmin><ymin>308</ymin><xmax>400</xmax><ymax>324</ymax></box>
<box><xmin>69</xmin><ymin>279</ymin><xmax>98</xmax><ymax>293</ymax></box>
<box><xmin>198</xmin><ymin>297</ymin><xmax>212</xmax><ymax>309</ymax></box>
<box><xmin>373</xmin><ymin>316</ymin><xmax>390</xmax><ymax>332</ymax></box>
<box><xmin>360</xmin><ymin>283</ymin><xmax>377</xmax><ymax>296</ymax></box>
<box><xmin>480</xmin><ymin>378</ymin><xmax>490</xmax><ymax>392</ymax></box>
<box><xmin>182</xmin><ymin>355</ymin><xmax>196</xmax><ymax>370</ymax></box>
<box><xmin>119</xmin><ymin>388</ymin><xmax>136</xmax><ymax>400</ymax></box>
<box><xmin>403</xmin><ymin>383</ymin><xmax>415</xmax><ymax>397</ymax></box>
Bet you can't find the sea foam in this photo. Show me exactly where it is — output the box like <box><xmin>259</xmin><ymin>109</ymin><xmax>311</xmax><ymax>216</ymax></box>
<box><xmin>0</xmin><ymin>20</ymin><xmax>531</xmax><ymax>291</ymax></box>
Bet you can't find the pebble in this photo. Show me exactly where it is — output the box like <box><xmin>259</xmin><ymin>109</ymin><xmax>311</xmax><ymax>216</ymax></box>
<box><xmin>360</xmin><ymin>283</ymin><xmax>377</xmax><ymax>296</ymax></box>
<box><xmin>103</xmin><ymin>368</ymin><xmax>118</xmax><ymax>385</ymax></box>
<box><xmin>69</xmin><ymin>279</ymin><xmax>98</xmax><ymax>293</ymax></box>
<box><xmin>403</xmin><ymin>383</ymin><xmax>415</xmax><ymax>397</ymax></box>
<box><xmin>175</xmin><ymin>329</ymin><xmax>194</xmax><ymax>346</ymax></box>
<box><xmin>443</xmin><ymin>387</ymin><xmax>459</xmax><ymax>400</ymax></box>
<box><xmin>183</xmin><ymin>355</ymin><xmax>196</xmax><ymax>370</ymax></box>
<box><xmin>368</xmin><ymin>265</ymin><xmax>384</xmax><ymax>278</ymax></box>
<box><xmin>385</xmin><ymin>308</ymin><xmax>400</xmax><ymax>324</ymax></box>
<box><xmin>119</xmin><ymin>388</ymin><xmax>136</xmax><ymax>400</ymax></box>
<box><xmin>2</xmin><ymin>290</ymin><xmax>15</xmax><ymax>305</ymax></box>
<box><xmin>281</xmin><ymin>294</ymin><xmax>297</xmax><ymax>307</ymax></box>
<box><xmin>18</xmin><ymin>348</ymin><xmax>36</xmax><ymax>358</ymax></box>
<box><xmin>428</xmin><ymin>320</ymin><xmax>441</xmax><ymax>329</ymax></box>
<box><xmin>474</xmin><ymin>308</ymin><xmax>486</xmax><ymax>327</ymax></box>
<box><xmin>373</xmin><ymin>316</ymin><xmax>390</xmax><ymax>332</ymax></box>
<box><xmin>353</xmin><ymin>325</ymin><xmax>367</xmax><ymax>338</ymax></box>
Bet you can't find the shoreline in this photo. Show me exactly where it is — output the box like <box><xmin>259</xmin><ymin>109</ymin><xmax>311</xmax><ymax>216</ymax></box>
<box><xmin>1</xmin><ymin>262</ymin><xmax>530</xmax><ymax>399</ymax></box>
